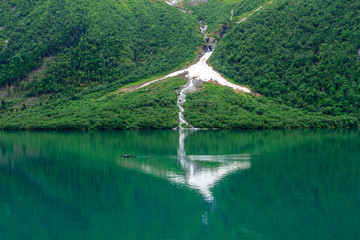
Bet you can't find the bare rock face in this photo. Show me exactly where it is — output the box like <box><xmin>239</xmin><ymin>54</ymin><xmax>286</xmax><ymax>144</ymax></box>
<box><xmin>192</xmin><ymin>79</ymin><xmax>204</xmax><ymax>89</ymax></box>
<box><xmin>358</xmin><ymin>48</ymin><xmax>360</xmax><ymax>55</ymax></box>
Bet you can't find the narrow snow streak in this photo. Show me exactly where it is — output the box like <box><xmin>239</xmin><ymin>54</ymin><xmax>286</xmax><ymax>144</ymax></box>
<box><xmin>140</xmin><ymin>52</ymin><xmax>251</xmax><ymax>93</ymax></box>
<box><xmin>139</xmin><ymin>51</ymin><xmax>252</xmax><ymax>129</ymax></box>
<box><xmin>237</xmin><ymin>6</ymin><xmax>263</xmax><ymax>23</ymax></box>
<box><xmin>136</xmin><ymin>1</ymin><xmax>268</xmax><ymax>128</ymax></box>
<box><xmin>165</xmin><ymin>1</ymin><xmax>187</xmax><ymax>13</ymax></box>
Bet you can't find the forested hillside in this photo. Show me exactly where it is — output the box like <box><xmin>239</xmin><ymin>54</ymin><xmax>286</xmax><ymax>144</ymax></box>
<box><xmin>0</xmin><ymin>77</ymin><xmax>185</xmax><ymax>130</ymax></box>
<box><xmin>0</xmin><ymin>0</ymin><xmax>202</xmax><ymax>94</ymax></box>
<box><xmin>184</xmin><ymin>0</ymin><xmax>267</xmax><ymax>34</ymax></box>
<box><xmin>211</xmin><ymin>0</ymin><xmax>360</xmax><ymax>120</ymax></box>
<box><xmin>0</xmin><ymin>0</ymin><xmax>359</xmax><ymax>129</ymax></box>
<box><xmin>183</xmin><ymin>83</ymin><xmax>357</xmax><ymax>129</ymax></box>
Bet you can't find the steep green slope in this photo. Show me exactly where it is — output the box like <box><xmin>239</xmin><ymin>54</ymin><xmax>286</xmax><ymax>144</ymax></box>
<box><xmin>0</xmin><ymin>0</ymin><xmax>202</xmax><ymax>93</ymax></box>
<box><xmin>210</xmin><ymin>0</ymin><xmax>360</xmax><ymax>120</ymax></box>
<box><xmin>185</xmin><ymin>0</ymin><xmax>267</xmax><ymax>34</ymax></box>
<box><xmin>1</xmin><ymin>0</ymin><xmax>359</xmax><ymax>130</ymax></box>
<box><xmin>183</xmin><ymin>83</ymin><xmax>357</xmax><ymax>129</ymax></box>
<box><xmin>0</xmin><ymin>77</ymin><xmax>185</xmax><ymax>130</ymax></box>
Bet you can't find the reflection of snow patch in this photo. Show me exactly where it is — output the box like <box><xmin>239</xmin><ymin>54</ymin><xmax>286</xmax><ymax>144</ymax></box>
<box><xmin>118</xmin><ymin>130</ymin><xmax>252</xmax><ymax>202</ymax></box>
<box><xmin>202</xmin><ymin>212</ymin><xmax>208</xmax><ymax>225</ymax></box>
<box><xmin>183</xmin><ymin>161</ymin><xmax>251</xmax><ymax>201</ymax></box>
<box><xmin>0</xmin><ymin>27</ymin><xmax>3</xmax><ymax>31</ymax></box>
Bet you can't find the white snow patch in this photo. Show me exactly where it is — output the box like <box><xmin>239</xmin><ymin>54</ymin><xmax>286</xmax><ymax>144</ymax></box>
<box><xmin>140</xmin><ymin>51</ymin><xmax>251</xmax><ymax>93</ymax></box>
<box><xmin>165</xmin><ymin>0</ymin><xmax>187</xmax><ymax>12</ymax></box>
<box><xmin>167</xmin><ymin>0</ymin><xmax>182</xmax><ymax>4</ymax></box>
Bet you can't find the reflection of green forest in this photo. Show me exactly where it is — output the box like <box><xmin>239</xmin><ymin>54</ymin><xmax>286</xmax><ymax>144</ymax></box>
<box><xmin>214</xmin><ymin>153</ymin><xmax>360</xmax><ymax>240</ymax></box>
<box><xmin>0</xmin><ymin>131</ymin><xmax>206</xmax><ymax>239</ymax></box>
<box><xmin>1</xmin><ymin>130</ymin><xmax>360</xmax><ymax>239</ymax></box>
<box><xmin>185</xmin><ymin>128</ymin><xmax>360</xmax><ymax>156</ymax></box>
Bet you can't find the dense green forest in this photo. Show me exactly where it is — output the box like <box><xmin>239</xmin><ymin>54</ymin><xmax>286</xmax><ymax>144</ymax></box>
<box><xmin>0</xmin><ymin>77</ymin><xmax>185</xmax><ymax>130</ymax></box>
<box><xmin>0</xmin><ymin>0</ymin><xmax>359</xmax><ymax>129</ymax></box>
<box><xmin>210</xmin><ymin>0</ymin><xmax>360</xmax><ymax>120</ymax></box>
<box><xmin>0</xmin><ymin>0</ymin><xmax>202</xmax><ymax>93</ymax></box>
<box><xmin>184</xmin><ymin>0</ymin><xmax>267</xmax><ymax>34</ymax></box>
<box><xmin>183</xmin><ymin>83</ymin><xmax>357</xmax><ymax>129</ymax></box>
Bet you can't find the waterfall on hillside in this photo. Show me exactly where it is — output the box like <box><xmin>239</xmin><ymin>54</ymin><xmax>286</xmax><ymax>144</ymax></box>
<box><xmin>177</xmin><ymin>79</ymin><xmax>195</xmax><ymax>129</ymax></box>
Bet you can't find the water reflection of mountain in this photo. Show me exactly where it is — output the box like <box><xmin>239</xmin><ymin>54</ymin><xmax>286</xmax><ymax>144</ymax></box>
<box><xmin>118</xmin><ymin>130</ymin><xmax>251</xmax><ymax>201</ymax></box>
<box><xmin>1</xmin><ymin>130</ymin><xmax>360</xmax><ymax>239</ymax></box>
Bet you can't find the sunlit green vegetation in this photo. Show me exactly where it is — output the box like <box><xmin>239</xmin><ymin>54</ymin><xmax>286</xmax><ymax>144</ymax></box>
<box><xmin>0</xmin><ymin>0</ymin><xmax>202</xmax><ymax>93</ymax></box>
<box><xmin>185</xmin><ymin>0</ymin><xmax>266</xmax><ymax>33</ymax></box>
<box><xmin>211</xmin><ymin>0</ymin><xmax>360</xmax><ymax>120</ymax></box>
<box><xmin>0</xmin><ymin>77</ymin><xmax>186</xmax><ymax>130</ymax></box>
<box><xmin>183</xmin><ymin>83</ymin><xmax>358</xmax><ymax>128</ymax></box>
<box><xmin>1</xmin><ymin>0</ymin><xmax>359</xmax><ymax>129</ymax></box>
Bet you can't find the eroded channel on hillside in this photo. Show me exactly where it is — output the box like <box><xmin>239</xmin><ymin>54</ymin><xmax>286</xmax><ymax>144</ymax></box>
<box><xmin>120</xmin><ymin>2</ymin><xmax>266</xmax><ymax>128</ymax></box>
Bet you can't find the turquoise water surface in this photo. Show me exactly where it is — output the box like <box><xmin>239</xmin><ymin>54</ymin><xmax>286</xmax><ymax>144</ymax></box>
<box><xmin>0</xmin><ymin>130</ymin><xmax>359</xmax><ymax>239</ymax></box>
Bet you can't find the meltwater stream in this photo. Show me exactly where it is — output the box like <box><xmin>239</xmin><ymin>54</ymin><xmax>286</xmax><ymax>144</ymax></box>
<box><xmin>177</xmin><ymin>79</ymin><xmax>195</xmax><ymax>128</ymax></box>
<box><xmin>132</xmin><ymin>2</ymin><xmax>261</xmax><ymax>127</ymax></box>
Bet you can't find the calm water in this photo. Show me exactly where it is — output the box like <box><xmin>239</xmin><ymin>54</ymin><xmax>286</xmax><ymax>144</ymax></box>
<box><xmin>0</xmin><ymin>129</ymin><xmax>359</xmax><ymax>240</ymax></box>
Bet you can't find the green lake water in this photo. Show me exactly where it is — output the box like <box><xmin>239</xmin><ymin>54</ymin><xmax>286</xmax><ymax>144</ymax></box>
<box><xmin>0</xmin><ymin>129</ymin><xmax>359</xmax><ymax>240</ymax></box>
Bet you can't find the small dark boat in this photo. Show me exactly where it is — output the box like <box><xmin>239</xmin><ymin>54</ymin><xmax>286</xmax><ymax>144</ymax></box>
<box><xmin>121</xmin><ymin>154</ymin><xmax>136</xmax><ymax>158</ymax></box>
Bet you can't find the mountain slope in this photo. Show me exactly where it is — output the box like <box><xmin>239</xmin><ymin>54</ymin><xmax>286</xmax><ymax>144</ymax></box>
<box><xmin>181</xmin><ymin>0</ymin><xmax>268</xmax><ymax>32</ymax></box>
<box><xmin>210</xmin><ymin>0</ymin><xmax>360</xmax><ymax>120</ymax></box>
<box><xmin>0</xmin><ymin>77</ymin><xmax>185</xmax><ymax>130</ymax></box>
<box><xmin>0</xmin><ymin>0</ymin><xmax>202</xmax><ymax>93</ymax></box>
<box><xmin>183</xmin><ymin>82</ymin><xmax>357</xmax><ymax>129</ymax></box>
<box><xmin>0</xmin><ymin>0</ymin><xmax>359</xmax><ymax>129</ymax></box>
